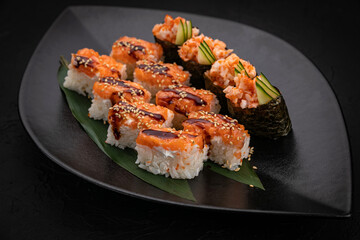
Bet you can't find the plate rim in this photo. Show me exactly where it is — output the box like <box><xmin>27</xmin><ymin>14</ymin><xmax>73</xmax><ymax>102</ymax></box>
<box><xmin>18</xmin><ymin>5</ymin><xmax>352</xmax><ymax>217</ymax></box>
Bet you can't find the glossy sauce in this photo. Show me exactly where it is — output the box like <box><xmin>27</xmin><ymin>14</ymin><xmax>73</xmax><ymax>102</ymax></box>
<box><xmin>73</xmin><ymin>56</ymin><xmax>95</xmax><ymax>68</ymax></box>
<box><xmin>142</xmin><ymin>129</ymin><xmax>197</xmax><ymax>139</ymax></box>
<box><xmin>109</xmin><ymin>101</ymin><xmax>165</xmax><ymax>140</ymax></box>
<box><xmin>161</xmin><ymin>88</ymin><xmax>206</xmax><ymax>106</ymax></box>
<box><xmin>99</xmin><ymin>77</ymin><xmax>144</xmax><ymax>96</ymax></box>
<box><xmin>118</xmin><ymin>41</ymin><xmax>146</xmax><ymax>60</ymax></box>
<box><xmin>137</xmin><ymin>63</ymin><xmax>172</xmax><ymax>77</ymax></box>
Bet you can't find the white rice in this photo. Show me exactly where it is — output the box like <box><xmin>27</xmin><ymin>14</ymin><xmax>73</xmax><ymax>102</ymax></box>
<box><xmin>209</xmin><ymin>135</ymin><xmax>250</xmax><ymax>170</ymax></box>
<box><xmin>209</xmin><ymin>96</ymin><xmax>221</xmax><ymax>115</ymax></box>
<box><xmin>88</xmin><ymin>96</ymin><xmax>112</xmax><ymax>121</ymax></box>
<box><xmin>135</xmin><ymin>144</ymin><xmax>209</xmax><ymax>179</ymax></box>
<box><xmin>63</xmin><ymin>64</ymin><xmax>98</xmax><ymax>97</ymax></box>
<box><xmin>105</xmin><ymin>125</ymin><xmax>139</xmax><ymax>149</ymax></box>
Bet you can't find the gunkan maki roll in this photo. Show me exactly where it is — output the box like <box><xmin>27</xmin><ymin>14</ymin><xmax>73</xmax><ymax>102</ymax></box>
<box><xmin>204</xmin><ymin>53</ymin><xmax>256</xmax><ymax>113</ymax></box>
<box><xmin>152</xmin><ymin>15</ymin><xmax>200</xmax><ymax>64</ymax></box>
<box><xmin>224</xmin><ymin>72</ymin><xmax>292</xmax><ymax>139</ymax></box>
<box><xmin>178</xmin><ymin>34</ymin><xmax>233</xmax><ymax>89</ymax></box>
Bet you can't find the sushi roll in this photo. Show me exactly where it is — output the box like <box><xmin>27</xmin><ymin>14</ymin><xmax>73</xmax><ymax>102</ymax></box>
<box><xmin>224</xmin><ymin>72</ymin><xmax>292</xmax><ymax>139</ymax></box>
<box><xmin>155</xmin><ymin>85</ymin><xmax>221</xmax><ymax>129</ymax></box>
<box><xmin>106</xmin><ymin>100</ymin><xmax>174</xmax><ymax>149</ymax></box>
<box><xmin>204</xmin><ymin>53</ymin><xmax>256</xmax><ymax>112</ymax></box>
<box><xmin>152</xmin><ymin>14</ymin><xmax>200</xmax><ymax>64</ymax></box>
<box><xmin>135</xmin><ymin>127</ymin><xmax>208</xmax><ymax>179</ymax></box>
<box><xmin>64</xmin><ymin>48</ymin><xmax>127</xmax><ymax>96</ymax></box>
<box><xmin>182</xmin><ymin>111</ymin><xmax>252</xmax><ymax>171</ymax></box>
<box><xmin>178</xmin><ymin>34</ymin><xmax>233</xmax><ymax>88</ymax></box>
<box><xmin>133</xmin><ymin>59</ymin><xmax>191</xmax><ymax>101</ymax></box>
<box><xmin>88</xmin><ymin>76</ymin><xmax>151</xmax><ymax>121</ymax></box>
<box><xmin>110</xmin><ymin>36</ymin><xmax>163</xmax><ymax>80</ymax></box>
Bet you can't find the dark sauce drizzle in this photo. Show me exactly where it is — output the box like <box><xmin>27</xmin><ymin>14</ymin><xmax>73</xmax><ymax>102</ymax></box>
<box><xmin>142</xmin><ymin>129</ymin><xmax>197</xmax><ymax>139</ymax></box>
<box><xmin>117</xmin><ymin>41</ymin><xmax>146</xmax><ymax>60</ymax></box>
<box><xmin>142</xmin><ymin>129</ymin><xmax>179</xmax><ymax>139</ymax></box>
<box><xmin>162</xmin><ymin>87</ymin><xmax>206</xmax><ymax>106</ymax></box>
<box><xmin>183</xmin><ymin>118</ymin><xmax>212</xmax><ymax>126</ymax></box>
<box><xmin>206</xmin><ymin>112</ymin><xmax>236</xmax><ymax>125</ymax></box>
<box><xmin>99</xmin><ymin>77</ymin><xmax>144</xmax><ymax>96</ymax></box>
<box><xmin>137</xmin><ymin>63</ymin><xmax>172</xmax><ymax>77</ymax></box>
<box><xmin>73</xmin><ymin>56</ymin><xmax>95</xmax><ymax>68</ymax></box>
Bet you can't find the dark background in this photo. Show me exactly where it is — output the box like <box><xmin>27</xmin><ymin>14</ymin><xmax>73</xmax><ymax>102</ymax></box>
<box><xmin>1</xmin><ymin>0</ymin><xmax>360</xmax><ymax>239</ymax></box>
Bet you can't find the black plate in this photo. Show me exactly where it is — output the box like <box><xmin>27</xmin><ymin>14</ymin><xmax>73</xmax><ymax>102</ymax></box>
<box><xmin>19</xmin><ymin>6</ymin><xmax>352</xmax><ymax>217</ymax></box>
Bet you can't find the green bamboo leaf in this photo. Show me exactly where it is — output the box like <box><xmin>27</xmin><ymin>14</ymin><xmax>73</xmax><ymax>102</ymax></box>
<box><xmin>57</xmin><ymin>57</ymin><xmax>196</xmax><ymax>201</ymax></box>
<box><xmin>204</xmin><ymin>160</ymin><xmax>264</xmax><ymax>190</ymax></box>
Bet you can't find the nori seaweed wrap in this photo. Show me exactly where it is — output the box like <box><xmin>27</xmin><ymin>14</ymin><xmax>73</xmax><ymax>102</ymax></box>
<box><xmin>227</xmin><ymin>95</ymin><xmax>292</xmax><ymax>139</ymax></box>
<box><xmin>154</xmin><ymin>37</ymin><xmax>181</xmax><ymax>64</ymax></box>
<box><xmin>224</xmin><ymin>73</ymin><xmax>292</xmax><ymax>139</ymax></box>
<box><xmin>180</xmin><ymin>59</ymin><xmax>211</xmax><ymax>89</ymax></box>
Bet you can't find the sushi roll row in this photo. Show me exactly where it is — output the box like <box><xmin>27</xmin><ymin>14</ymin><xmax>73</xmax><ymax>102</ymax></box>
<box><xmin>153</xmin><ymin>15</ymin><xmax>292</xmax><ymax>139</ymax></box>
<box><xmin>62</xmin><ymin>12</ymin><xmax>292</xmax><ymax>180</ymax></box>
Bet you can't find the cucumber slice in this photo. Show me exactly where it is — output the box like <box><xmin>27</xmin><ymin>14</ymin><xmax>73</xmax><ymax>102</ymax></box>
<box><xmin>197</xmin><ymin>45</ymin><xmax>212</xmax><ymax>65</ymax></box>
<box><xmin>256</xmin><ymin>78</ymin><xmax>278</xmax><ymax>98</ymax></box>
<box><xmin>235</xmin><ymin>60</ymin><xmax>250</xmax><ymax>77</ymax></box>
<box><xmin>183</xmin><ymin>20</ymin><xmax>188</xmax><ymax>43</ymax></box>
<box><xmin>175</xmin><ymin>20</ymin><xmax>186</xmax><ymax>45</ymax></box>
<box><xmin>259</xmin><ymin>73</ymin><xmax>280</xmax><ymax>95</ymax></box>
<box><xmin>186</xmin><ymin>20</ymin><xmax>192</xmax><ymax>39</ymax></box>
<box><xmin>256</xmin><ymin>81</ymin><xmax>273</xmax><ymax>105</ymax></box>
<box><xmin>201</xmin><ymin>41</ymin><xmax>216</xmax><ymax>62</ymax></box>
<box><xmin>175</xmin><ymin>20</ymin><xmax>193</xmax><ymax>45</ymax></box>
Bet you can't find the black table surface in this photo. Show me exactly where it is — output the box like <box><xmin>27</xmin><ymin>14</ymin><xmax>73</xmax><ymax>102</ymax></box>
<box><xmin>1</xmin><ymin>1</ymin><xmax>359</xmax><ymax>239</ymax></box>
